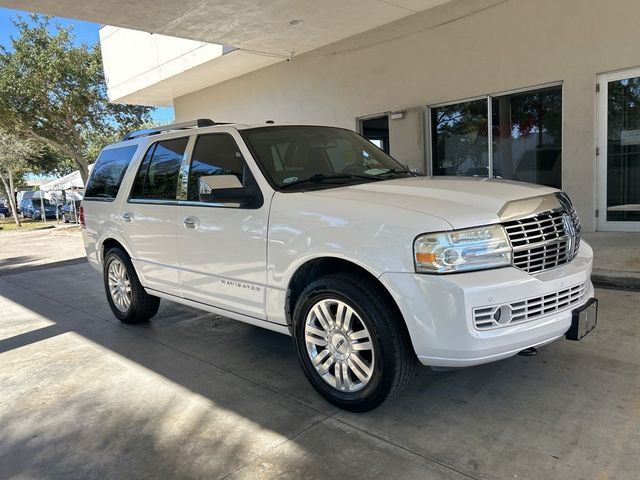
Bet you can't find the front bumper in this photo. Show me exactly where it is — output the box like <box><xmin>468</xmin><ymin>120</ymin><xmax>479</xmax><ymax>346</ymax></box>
<box><xmin>380</xmin><ymin>242</ymin><xmax>594</xmax><ymax>367</ymax></box>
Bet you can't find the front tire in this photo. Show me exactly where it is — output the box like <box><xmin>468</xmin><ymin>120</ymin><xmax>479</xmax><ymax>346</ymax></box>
<box><xmin>103</xmin><ymin>247</ymin><xmax>160</xmax><ymax>324</ymax></box>
<box><xmin>293</xmin><ymin>273</ymin><xmax>416</xmax><ymax>412</ymax></box>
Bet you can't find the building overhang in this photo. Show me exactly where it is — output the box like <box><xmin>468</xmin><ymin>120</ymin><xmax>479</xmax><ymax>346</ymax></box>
<box><xmin>0</xmin><ymin>0</ymin><xmax>455</xmax><ymax>105</ymax></box>
<box><xmin>99</xmin><ymin>26</ymin><xmax>282</xmax><ymax>106</ymax></box>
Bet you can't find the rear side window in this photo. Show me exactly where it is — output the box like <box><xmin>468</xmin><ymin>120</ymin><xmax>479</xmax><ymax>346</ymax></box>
<box><xmin>187</xmin><ymin>134</ymin><xmax>245</xmax><ymax>201</ymax></box>
<box><xmin>130</xmin><ymin>137</ymin><xmax>189</xmax><ymax>201</ymax></box>
<box><xmin>85</xmin><ymin>145</ymin><xmax>138</xmax><ymax>201</ymax></box>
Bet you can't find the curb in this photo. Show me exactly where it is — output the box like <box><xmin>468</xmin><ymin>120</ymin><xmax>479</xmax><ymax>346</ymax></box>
<box><xmin>0</xmin><ymin>225</ymin><xmax>55</xmax><ymax>235</ymax></box>
<box><xmin>592</xmin><ymin>271</ymin><xmax>640</xmax><ymax>292</ymax></box>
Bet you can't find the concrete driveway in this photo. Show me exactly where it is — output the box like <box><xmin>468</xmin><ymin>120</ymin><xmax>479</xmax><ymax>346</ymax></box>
<box><xmin>0</xmin><ymin>226</ymin><xmax>85</xmax><ymax>276</ymax></box>
<box><xmin>0</xmin><ymin>263</ymin><xmax>638</xmax><ymax>480</ymax></box>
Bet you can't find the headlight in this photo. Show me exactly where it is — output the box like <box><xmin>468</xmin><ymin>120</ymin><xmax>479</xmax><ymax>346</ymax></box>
<box><xmin>414</xmin><ymin>225</ymin><xmax>511</xmax><ymax>273</ymax></box>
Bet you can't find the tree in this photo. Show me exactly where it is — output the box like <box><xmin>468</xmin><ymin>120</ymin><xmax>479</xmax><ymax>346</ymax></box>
<box><xmin>0</xmin><ymin>15</ymin><xmax>152</xmax><ymax>183</ymax></box>
<box><xmin>0</xmin><ymin>129</ymin><xmax>42</xmax><ymax>226</ymax></box>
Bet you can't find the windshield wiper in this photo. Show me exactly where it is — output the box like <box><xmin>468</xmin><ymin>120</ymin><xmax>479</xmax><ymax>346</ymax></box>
<box><xmin>377</xmin><ymin>168</ymin><xmax>420</xmax><ymax>177</ymax></box>
<box><xmin>280</xmin><ymin>173</ymin><xmax>382</xmax><ymax>190</ymax></box>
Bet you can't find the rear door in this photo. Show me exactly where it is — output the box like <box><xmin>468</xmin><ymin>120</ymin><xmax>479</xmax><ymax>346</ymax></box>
<box><xmin>176</xmin><ymin>131</ymin><xmax>269</xmax><ymax>319</ymax></box>
<box><xmin>119</xmin><ymin>136</ymin><xmax>189</xmax><ymax>295</ymax></box>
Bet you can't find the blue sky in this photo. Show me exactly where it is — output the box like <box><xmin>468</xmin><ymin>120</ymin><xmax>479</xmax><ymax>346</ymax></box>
<box><xmin>0</xmin><ymin>7</ymin><xmax>175</xmax><ymax>124</ymax></box>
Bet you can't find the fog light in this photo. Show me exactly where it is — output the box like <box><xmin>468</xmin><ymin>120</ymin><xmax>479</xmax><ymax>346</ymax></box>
<box><xmin>493</xmin><ymin>305</ymin><xmax>512</xmax><ymax>325</ymax></box>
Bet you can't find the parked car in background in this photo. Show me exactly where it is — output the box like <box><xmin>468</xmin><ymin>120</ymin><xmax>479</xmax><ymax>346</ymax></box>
<box><xmin>0</xmin><ymin>203</ymin><xmax>10</xmax><ymax>218</ymax></box>
<box><xmin>61</xmin><ymin>200</ymin><xmax>82</xmax><ymax>223</ymax></box>
<box><xmin>20</xmin><ymin>197</ymin><xmax>58</xmax><ymax>219</ymax></box>
<box><xmin>82</xmin><ymin>119</ymin><xmax>596</xmax><ymax>411</ymax></box>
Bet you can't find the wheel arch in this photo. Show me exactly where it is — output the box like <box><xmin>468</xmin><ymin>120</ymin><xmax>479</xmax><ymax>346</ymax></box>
<box><xmin>101</xmin><ymin>237</ymin><xmax>132</xmax><ymax>265</ymax></box>
<box><xmin>285</xmin><ymin>256</ymin><xmax>412</xmax><ymax>344</ymax></box>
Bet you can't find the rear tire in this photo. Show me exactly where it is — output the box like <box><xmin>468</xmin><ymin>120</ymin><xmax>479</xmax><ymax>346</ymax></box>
<box><xmin>292</xmin><ymin>273</ymin><xmax>416</xmax><ymax>412</ymax></box>
<box><xmin>103</xmin><ymin>247</ymin><xmax>160</xmax><ymax>324</ymax></box>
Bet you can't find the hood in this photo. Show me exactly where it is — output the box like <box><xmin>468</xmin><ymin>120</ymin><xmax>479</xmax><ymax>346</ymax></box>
<box><xmin>305</xmin><ymin>176</ymin><xmax>558</xmax><ymax>229</ymax></box>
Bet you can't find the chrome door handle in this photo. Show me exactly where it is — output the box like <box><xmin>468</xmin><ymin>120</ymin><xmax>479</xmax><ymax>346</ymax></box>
<box><xmin>183</xmin><ymin>216</ymin><xmax>198</xmax><ymax>229</ymax></box>
<box><xmin>122</xmin><ymin>212</ymin><xmax>133</xmax><ymax>223</ymax></box>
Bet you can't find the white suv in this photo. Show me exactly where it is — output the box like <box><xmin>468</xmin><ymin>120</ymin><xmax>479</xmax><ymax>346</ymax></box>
<box><xmin>81</xmin><ymin>119</ymin><xmax>597</xmax><ymax>411</ymax></box>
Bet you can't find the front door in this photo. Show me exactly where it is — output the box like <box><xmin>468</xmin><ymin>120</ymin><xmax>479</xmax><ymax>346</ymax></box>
<box><xmin>176</xmin><ymin>131</ymin><xmax>269</xmax><ymax>319</ymax></box>
<box><xmin>597</xmin><ymin>68</ymin><xmax>640</xmax><ymax>231</ymax></box>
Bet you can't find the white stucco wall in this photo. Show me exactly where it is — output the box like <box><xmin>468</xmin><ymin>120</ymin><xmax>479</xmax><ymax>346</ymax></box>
<box><xmin>173</xmin><ymin>0</ymin><xmax>640</xmax><ymax>231</ymax></box>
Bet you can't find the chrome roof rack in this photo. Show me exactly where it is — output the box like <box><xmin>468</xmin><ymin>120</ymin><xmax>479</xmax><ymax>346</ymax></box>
<box><xmin>122</xmin><ymin>118</ymin><xmax>225</xmax><ymax>141</ymax></box>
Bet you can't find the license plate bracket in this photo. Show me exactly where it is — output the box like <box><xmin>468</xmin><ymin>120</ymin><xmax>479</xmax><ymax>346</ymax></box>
<box><xmin>566</xmin><ymin>298</ymin><xmax>598</xmax><ymax>341</ymax></box>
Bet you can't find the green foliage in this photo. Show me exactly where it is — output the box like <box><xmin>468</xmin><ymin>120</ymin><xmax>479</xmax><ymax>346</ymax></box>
<box><xmin>0</xmin><ymin>129</ymin><xmax>41</xmax><ymax>176</ymax></box>
<box><xmin>36</xmin><ymin>147</ymin><xmax>76</xmax><ymax>177</ymax></box>
<box><xmin>0</xmin><ymin>14</ymin><xmax>152</xmax><ymax>180</ymax></box>
<box><xmin>0</xmin><ymin>128</ymin><xmax>43</xmax><ymax>225</ymax></box>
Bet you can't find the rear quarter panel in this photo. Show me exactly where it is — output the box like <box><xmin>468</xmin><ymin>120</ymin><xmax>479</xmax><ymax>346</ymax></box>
<box><xmin>82</xmin><ymin>139</ymin><xmax>148</xmax><ymax>270</ymax></box>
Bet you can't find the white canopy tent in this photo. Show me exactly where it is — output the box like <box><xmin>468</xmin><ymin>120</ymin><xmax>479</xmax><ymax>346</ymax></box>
<box><xmin>39</xmin><ymin>169</ymin><xmax>86</xmax><ymax>193</ymax></box>
<box><xmin>34</xmin><ymin>165</ymin><xmax>92</xmax><ymax>223</ymax></box>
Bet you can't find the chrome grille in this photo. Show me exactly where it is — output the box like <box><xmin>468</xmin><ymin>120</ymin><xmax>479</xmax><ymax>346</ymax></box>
<box><xmin>503</xmin><ymin>203</ymin><xmax>581</xmax><ymax>274</ymax></box>
<box><xmin>473</xmin><ymin>281</ymin><xmax>590</xmax><ymax>330</ymax></box>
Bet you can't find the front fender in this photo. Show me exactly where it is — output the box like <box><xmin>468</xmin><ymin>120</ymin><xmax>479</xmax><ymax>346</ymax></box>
<box><xmin>267</xmin><ymin>191</ymin><xmax>452</xmax><ymax>289</ymax></box>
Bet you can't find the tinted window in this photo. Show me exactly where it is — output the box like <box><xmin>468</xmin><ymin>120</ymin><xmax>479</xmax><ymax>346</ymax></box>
<box><xmin>242</xmin><ymin>126</ymin><xmax>405</xmax><ymax>189</ymax></box>
<box><xmin>430</xmin><ymin>85</ymin><xmax>562</xmax><ymax>188</ymax></box>
<box><xmin>491</xmin><ymin>86</ymin><xmax>562</xmax><ymax>188</ymax></box>
<box><xmin>187</xmin><ymin>134</ymin><xmax>245</xmax><ymax>201</ymax></box>
<box><xmin>85</xmin><ymin>145</ymin><xmax>138</xmax><ymax>200</ymax></box>
<box><xmin>130</xmin><ymin>138</ymin><xmax>188</xmax><ymax>200</ymax></box>
<box><xmin>130</xmin><ymin>143</ymin><xmax>156</xmax><ymax>199</ymax></box>
<box><xmin>431</xmin><ymin>99</ymin><xmax>489</xmax><ymax>177</ymax></box>
<box><xmin>606</xmin><ymin>77</ymin><xmax>640</xmax><ymax>222</ymax></box>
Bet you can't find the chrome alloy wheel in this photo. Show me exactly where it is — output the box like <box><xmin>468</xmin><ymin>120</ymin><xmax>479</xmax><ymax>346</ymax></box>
<box><xmin>107</xmin><ymin>259</ymin><xmax>132</xmax><ymax>312</ymax></box>
<box><xmin>304</xmin><ymin>298</ymin><xmax>375</xmax><ymax>392</ymax></box>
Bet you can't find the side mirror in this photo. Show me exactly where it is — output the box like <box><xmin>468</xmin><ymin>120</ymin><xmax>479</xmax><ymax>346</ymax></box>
<box><xmin>198</xmin><ymin>175</ymin><xmax>257</xmax><ymax>203</ymax></box>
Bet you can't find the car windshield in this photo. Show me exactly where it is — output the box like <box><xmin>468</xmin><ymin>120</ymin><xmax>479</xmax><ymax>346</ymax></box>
<box><xmin>241</xmin><ymin>126</ymin><xmax>414</xmax><ymax>190</ymax></box>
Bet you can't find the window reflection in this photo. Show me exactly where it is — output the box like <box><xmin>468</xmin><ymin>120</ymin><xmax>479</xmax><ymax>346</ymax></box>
<box><xmin>431</xmin><ymin>99</ymin><xmax>488</xmax><ymax>177</ymax></box>
<box><xmin>492</xmin><ymin>87</ymin><xmax>562</xmax><ymax>188</ymax></box>
<box><xmin>607</xmin><ymin>77</ymin><xmax>640</xmax><ymax>222</ymax></box>
<box><xmin>188</xmin><ymin>134</ymin><xmax>246</xmax><ymax>202</ymax></box>
<box><xmin>430</xmin><ymin>86</ymin><xmax>563</xmax><ymax>188</ymax></box>
<box><xmin>85</xmin><ymin>146</ymin><xmax>138</xmax><ymax>200</ymax></box>
<box><xmin>130</xmin><ymin>138</ymin><xmax>188</xmax><ymax>200</ymax></box>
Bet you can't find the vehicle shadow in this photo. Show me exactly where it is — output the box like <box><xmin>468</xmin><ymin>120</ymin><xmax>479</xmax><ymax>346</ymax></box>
<box><xmin>0</xmin><ymin>255</ymin><xmax>40</xmax><ymax>272</ymax></box>
<box><xmin>0</xmin><ymin>264</ymin><xmax>638</xmax><ymax>479</ymax></box>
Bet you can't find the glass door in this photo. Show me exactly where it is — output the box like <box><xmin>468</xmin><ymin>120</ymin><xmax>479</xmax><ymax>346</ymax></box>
<box><xmin>597</xmin><ymin>68</ymin><xmax>640</xmax><ymax>231</ymax></box>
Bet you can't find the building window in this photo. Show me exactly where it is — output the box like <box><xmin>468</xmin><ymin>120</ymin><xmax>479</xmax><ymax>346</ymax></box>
<box><xmin>358</xmin><ymin>115</ymin><xmax>390</xmax><ymax>154</ymax></box>
<box><xmin>431</xmin><ymin>99</ymin><xmax>488</xmax><ymax>177</ymax></box>
<box><xmin>430</xmin><ymin>85</ymin><xmax>562</xmax><ymax>188</ymax></box>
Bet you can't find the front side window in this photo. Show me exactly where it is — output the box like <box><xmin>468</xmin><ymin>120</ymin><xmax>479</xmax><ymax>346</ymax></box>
<box><xmin>85</xmin><ymin>145</ymin><xmax>138</xmax><ymax>200</ymax></box>
<box><xmin>430</xmin><ymin>85</ymin><xmax>562</xmax><ymax>188</ymax></box>
<box><xmin>187</xmin><ymin>134</ymin><xmax>246</xmax><ymax>202</ymax></box>
<box><xmin>242</xmin><ymin>126</ymin><xmax>409</xmax><ymax>190</ymax></box>
<box><xmin>130</xmin><ymin>137</ymin><xmax>188</xmax><ymax>201</ymax></box>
